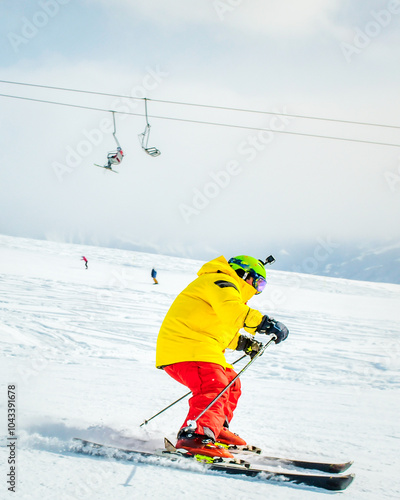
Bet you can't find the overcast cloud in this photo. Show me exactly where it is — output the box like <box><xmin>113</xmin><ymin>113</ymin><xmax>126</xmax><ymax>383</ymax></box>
<box><xmin>0</xmin><ymin>0</ymin><xmax>399</xmax><ymax>261</ymax></box>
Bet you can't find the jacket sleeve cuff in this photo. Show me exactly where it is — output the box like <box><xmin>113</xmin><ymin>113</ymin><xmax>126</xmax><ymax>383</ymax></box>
<box><xmin>243</xmin><ymin>308</ymin><xmax>263</xmax><ymax>334</ymax></box>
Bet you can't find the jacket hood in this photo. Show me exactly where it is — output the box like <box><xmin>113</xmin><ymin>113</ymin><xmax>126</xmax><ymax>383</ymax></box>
<box><xmin>198</xmin><ymin>256</ymin><xmax>257</xmax><ymax>302</ymax></box>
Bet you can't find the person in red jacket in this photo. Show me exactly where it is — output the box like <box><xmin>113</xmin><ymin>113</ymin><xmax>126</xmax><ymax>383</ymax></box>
<box><xmin>106</xmin><ymin>147</ymin><xmax>124</xmax><ymax>169</ymax></box>
<box><xmin>81</xmin><ymin>256</ymin><xmax>88</xmax><ymax>269</ymax></box>
<box><xmin>156</xmin><ymin>255</ymin><xmax>288</xmax><ymax>459</ymax></box>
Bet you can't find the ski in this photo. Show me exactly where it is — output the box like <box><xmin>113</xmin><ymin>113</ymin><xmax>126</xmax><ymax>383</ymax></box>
<box><xmin>72</xmin><ymin>438</ymin><xmax>354</xmax><ymax>491</ymax></box>
<box><xmin>220</xmin><ymin>444</ymin><xmax>353</xmax><ymax>473</ymax></box>
<box><xmin>94</xmin><ymin>164</ymin><xmax>119</xmax><ymax>173</ymax></box>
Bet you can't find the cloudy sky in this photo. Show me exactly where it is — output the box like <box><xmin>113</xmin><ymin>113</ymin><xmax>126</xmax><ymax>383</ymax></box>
<box><xmin>1</xmin><ymin>0</ymin><xmax>399</xmax><ymax>262</ymax></box>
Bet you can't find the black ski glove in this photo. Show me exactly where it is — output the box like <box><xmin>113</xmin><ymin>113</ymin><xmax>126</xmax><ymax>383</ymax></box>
<box><xmin>236</xmin><ymin>335</ymin><xmax>263</xmax><ymax>359</ymax></box>
<box><xmin>256</xmin><ymin>315</ymin><xmax>289</xmax><ymax>344</ymax></box>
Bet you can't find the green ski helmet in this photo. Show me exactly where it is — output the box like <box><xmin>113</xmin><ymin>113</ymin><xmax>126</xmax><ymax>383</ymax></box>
<box><xmin>228</xmin><ymin>255</ymin><xmax>267</xmax><ymax>294</ymax></box>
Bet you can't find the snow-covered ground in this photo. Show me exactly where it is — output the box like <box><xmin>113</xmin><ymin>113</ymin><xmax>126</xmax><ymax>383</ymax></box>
<box><xmin>1</xmin><ymin>234</ymin><xmax>399</xmax><ymax>499</ymax></box>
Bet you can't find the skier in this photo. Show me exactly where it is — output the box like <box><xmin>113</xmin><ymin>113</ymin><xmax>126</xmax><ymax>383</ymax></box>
<box><xmin>106</xmin><ymin>147</ymin><xmax>124</xmax><ymax>169</ymax></box>
<box><xmin>151</xmin><ymin>268</ymin><xmax>158</xmax><ymax>284</ymax></box>
<box><xmin>156</xmin><ymin>255</ymin><xmax>288</xmax><ymax>459</ymax></box>
<box><xmin>81</xmin><ymin>256</ymin><xmax>88</xmax><ymax>269</ymax></box>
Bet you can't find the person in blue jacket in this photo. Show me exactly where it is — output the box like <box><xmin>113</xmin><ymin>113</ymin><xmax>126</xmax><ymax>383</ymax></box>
<box><xmin>151</xmin><ymin>268</ymin><xmax>158</xmax><ymax>284</ymax></box>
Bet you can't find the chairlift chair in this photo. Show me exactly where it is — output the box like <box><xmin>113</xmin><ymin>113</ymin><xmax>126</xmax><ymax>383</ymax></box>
<box><xmin>95</xmin><ymin>112</ymin><xmax>124</xmax><ymax>172</ymax></box>
<box><xmin>138</xmin><ymin>98</ymin><xmax>161</xmax><ymax>157</ymax></box>
<box><xmin>107</xmin><ymin>147</ymin><xmax>124</xmax><ymax>166</ymax></box>
<box><xmin>108</xmin><ymin>111</ymin><xmax>124</xmax><ymax>163</ymax></box>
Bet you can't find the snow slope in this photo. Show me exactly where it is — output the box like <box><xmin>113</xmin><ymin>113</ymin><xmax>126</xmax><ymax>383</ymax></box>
<box><xmin>1</xmin><ymin>234</ymin><xmax>399</xmax><ymax>499</ymax></box>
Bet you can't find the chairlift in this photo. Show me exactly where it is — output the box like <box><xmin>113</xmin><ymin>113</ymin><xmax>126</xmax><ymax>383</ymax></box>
<box><xmin>138</xmin><ymin>98</ymin><xmax>161</xmax><ymax>157</ymax></box>
<box><xmin>95</xmin><ymin>112</ymin><xmax>124</xmax><ymax>173</ymax></box>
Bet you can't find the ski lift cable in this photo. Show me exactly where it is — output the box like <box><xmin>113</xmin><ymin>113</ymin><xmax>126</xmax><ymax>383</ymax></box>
<box><xmin>0</xmin><ymin>92</ymin><xmax>399</xmax><ymax>149</ymax></box>
<box><xmin>151</xmin><ymin>97</ymin><xmax>400</xmax><ymax>132</ymax></box>
<box><xmin>0</xmin><ymin>92</ymin><xmax>124</xmax><ymax>115</ymax></box>
<box><xmin>0</xmin><ymin>79</ymin><xmax>399</xmax><ymax>132</ymax></box>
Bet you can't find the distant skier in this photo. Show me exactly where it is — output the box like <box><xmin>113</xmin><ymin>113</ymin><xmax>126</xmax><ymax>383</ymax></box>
<box><xmin>156</xmin><ymin>255</ymin><xmax>288</xmax><ymax>459</ymax></box>
<box><xmin>81</xmin><ymin>256</ymin><xmax>88</xmax><ymax>269</ymax></box>
<box><xmin>106</xmin><ymin>147</ymin><xmax>124</xmax><ymax>168</ymax></box>
<box><xmin>151</xmin><ymin>268</ymin><xmax>158</xmax><ymax>284</ymax></box>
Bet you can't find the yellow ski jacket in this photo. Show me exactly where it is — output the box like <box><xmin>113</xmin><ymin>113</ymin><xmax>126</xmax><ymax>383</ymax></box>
<box><xmin>156</xmin><ymin>256</ymin><xmax>264</xmax><ymax>369</ymax></box>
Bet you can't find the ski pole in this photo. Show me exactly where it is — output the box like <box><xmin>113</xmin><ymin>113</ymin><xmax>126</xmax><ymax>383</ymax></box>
<box><xmin>186</xmin><ymin>334</ymin><xmax>277</xmax><ymax>431</ymax></box>
<box><xmin>140</xmin><ymin>353</ymin><xmax>248</xmax><ymax>427</ymax></box>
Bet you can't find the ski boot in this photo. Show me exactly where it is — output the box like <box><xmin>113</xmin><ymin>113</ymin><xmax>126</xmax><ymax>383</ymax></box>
<box><xmin>216</xmin><ymin>427</ymin><xmax>247</xmax><ymax>446</ymax></box>
<box><xmin>176</xmin><ymin>428</ymin><xmax>234</xmax><ymax>459</ymax></box>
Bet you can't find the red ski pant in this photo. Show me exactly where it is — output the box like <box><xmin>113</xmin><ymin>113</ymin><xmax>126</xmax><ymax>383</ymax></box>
<box><xmin>164</xmin><ymin>361</ymin><xmax>241</xmax><ymax>439</ymax></box>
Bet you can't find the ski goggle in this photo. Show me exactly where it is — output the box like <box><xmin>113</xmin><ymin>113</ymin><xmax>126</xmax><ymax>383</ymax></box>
<box><xmin>248</xmin><ymin>269</ymin><xmax>267</xmax><ymax>294</ymax></box>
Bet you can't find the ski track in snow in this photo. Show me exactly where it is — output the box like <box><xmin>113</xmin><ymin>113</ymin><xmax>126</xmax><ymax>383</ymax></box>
<box><xmin>1</xmin><ymin>234</ymin><xmax>399</xmax><ymax>499</ymax></box>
